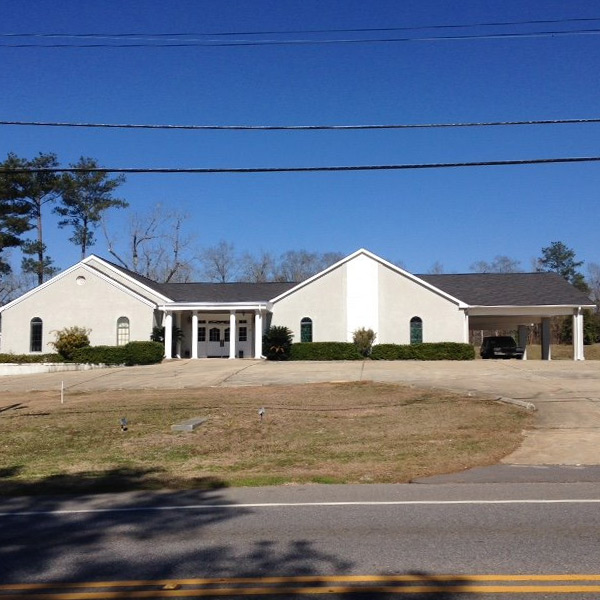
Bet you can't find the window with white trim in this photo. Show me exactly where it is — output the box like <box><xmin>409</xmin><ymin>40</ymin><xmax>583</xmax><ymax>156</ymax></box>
<box><xmin>30</xmin><ymin>317</ymin><xmax>43</xmax><ymax>352</ymax></box>
<box><xmin>117</xmin><ymin>317</ymin><xmax>130</xmax><ymax>346</ymax></box>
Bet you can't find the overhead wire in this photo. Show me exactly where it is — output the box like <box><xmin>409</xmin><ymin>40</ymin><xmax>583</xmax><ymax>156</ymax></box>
<box><xmin>3</xmin><ymin>156</ymin><xmax>600</xmax><ymax>175</ymax></box>
<box><xmin>3</xmin><ymin>16</ymin><xmax>600</xmax><ymax>39</ymax></box>
<box><xmin>2</xmin><ymin>117</ymin><xmax>600</xmax><ymax>131</ymax></box>
<box><xmin>2</xmin><ymin>28</ymin><xmax>600</xmax><ymax>48</ymax></box>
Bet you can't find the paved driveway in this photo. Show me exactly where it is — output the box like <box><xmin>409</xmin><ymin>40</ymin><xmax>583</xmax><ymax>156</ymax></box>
<box><xmin>2</xmin><ymin>359</ymin><xmax>599</xmax><ymax>465</ymax></box>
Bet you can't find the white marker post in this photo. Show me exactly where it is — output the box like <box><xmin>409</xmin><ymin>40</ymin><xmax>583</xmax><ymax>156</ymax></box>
<box><xmin>61</xmin><ymin>380</ymin><xmax>64</xmax><ymax>404</ymax></box>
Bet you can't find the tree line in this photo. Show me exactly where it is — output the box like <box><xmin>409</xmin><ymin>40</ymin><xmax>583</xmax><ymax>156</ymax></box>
<box><xmin>1</xmin><ymin>152</ymin><xmax>598</xmax><ymax>319</ymax></box>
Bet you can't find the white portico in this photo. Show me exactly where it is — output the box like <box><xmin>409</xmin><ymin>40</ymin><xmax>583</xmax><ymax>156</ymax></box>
<box><xmin>159</xmin><ymin>303</ymin><xmax>267</xmax><ymax>359</ymax></box>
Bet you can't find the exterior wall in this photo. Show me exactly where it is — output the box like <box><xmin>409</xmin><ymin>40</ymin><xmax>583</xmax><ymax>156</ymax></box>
<box><xmin>270</xmin><ymin>254</ymin><xmax>465</xmax><ymax>345</ymax></box>
<box><xmin>270</xmin><ymin>264</ymin><xmax>347</xmax><ymax>342</ymax></box>
<box><xmin>377</xmin><ymin>263</ymin><xmax>465</xmax><ymax>343</ymax></box>
<box><xmin>1</xmin><ymin>265</ymin><xmax>155</xmax><ymax>354</ymax></box>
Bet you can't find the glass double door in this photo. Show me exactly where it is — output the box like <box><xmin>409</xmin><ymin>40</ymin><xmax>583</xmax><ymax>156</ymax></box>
<box><xmin>205</xmin><ymin>322</ymin><xmax>230</xmax><ymax>358</ymax></box>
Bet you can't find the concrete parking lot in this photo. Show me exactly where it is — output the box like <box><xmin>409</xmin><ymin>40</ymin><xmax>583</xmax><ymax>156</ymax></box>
<box><xmin>2</xmin><ymin>359</ymin><xmax>599</xmax><ymax>465</ymax></box>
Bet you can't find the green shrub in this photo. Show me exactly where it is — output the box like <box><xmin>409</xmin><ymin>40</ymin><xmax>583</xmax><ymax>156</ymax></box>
<box><xmin>0</xmin><ymin>353</ymin><xmax>63</xmax><ymax>364</ymax></box>
<box><xmin>49</xmin><ymin>326</ymin><xmax>91</xmax><ymax>360</ymax></box>
<box><xmin>352</xmin><ymin>327</ymin><xmax>377</xmax><ymax>357</ymax></box>
<box><xmin>371</xmin><ymin>342</ymin><xmax>475</xmax><ymax>361</ymax></box>
<box><xmin>263</xmin><ymin>326</ymin><xmax>293</xmax><ymax>361</ymax></box>
<box><xmin>123</xmin><ymin>341</ymin><xmax>164</xmax><ymax>365</ymax></box>
<box><xmin>290</xmin><ymin>342</ymin><xmax>363</xmax><ymax>361</ymax></box>
<box><xmin>72</xmin><ymin>346</ymin><xmax>129</xmax><ymax>365</ymax></box>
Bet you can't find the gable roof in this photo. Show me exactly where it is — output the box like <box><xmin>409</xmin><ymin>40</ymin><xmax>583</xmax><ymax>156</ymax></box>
<box><xmin>418</xmin><ymin>272</ymin><xmax>593</xmax><ymax>307</ymax></box>
<box><xmin>270</xmin><ymin>248</ymin><xmax>467</xmax><ymax>306</ymax></box>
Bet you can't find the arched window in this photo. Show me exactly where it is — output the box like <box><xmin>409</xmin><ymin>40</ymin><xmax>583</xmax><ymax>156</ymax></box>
<box><xmin>117</xmin><ymin>317</ymin><xmax>130</xmax><ymax>346</ymax></box>
<box><xmin>300</xmin><ymin>317</ymin><xmax>313</xmax><ymax>343</ymax></box>
<box><xmin>209</xmin><ymin>327</ymin><xmax>220</xmax><ymax>342</ymax></box>
<box><xmin>410</xmin><ymin>317</ymin><xmax>423</xmax><ymax>345</ymax></box>
<box><xmin>30</xmin><ymin>317</ymin><xmax>43</xmax><ymax>352</ymax></box>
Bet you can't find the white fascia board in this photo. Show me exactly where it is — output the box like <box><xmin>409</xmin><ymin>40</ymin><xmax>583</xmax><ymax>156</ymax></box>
<box><xmin>269</xmin><ymin>247</ymin><xmax>467</xmax><ymax>308</ymax></box>
<box><xmin>468</xmin><ymin>304</ymin><xmax>596</xmax><ymax>317</ymax></box>
<box><xmin>157</xmin><ymin>302</ymin><xmax>269</xmax><ymax>312</ymax></box>
<box><xmin>0</xmin><ymin>261</ymin><xmax>159</xmax><ymax>313</ymax></box>
<box><xmin>0</xmin><ymin>262</ymin><xmax>81</xmax><ymax>313</ymax></box>
<box><xmin>82</xmin><ymin>255</ymin><xmax>173</xmax><ymax>303</ymax></box>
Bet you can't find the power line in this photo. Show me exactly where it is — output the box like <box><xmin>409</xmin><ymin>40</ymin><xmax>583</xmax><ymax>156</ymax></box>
<box><xmin>3</xmin><ymin>156</ymin><xmax>600</xmax><ymax>175</ymax></box>
<box><xmin>3</xmin><ymin>16</ymin><xmax>600</xmax><ymax>39</ymax></box>
<box><xmin>2</xmin><ymin>117</ymin><xmax>600</xmax><ymax>131</ymax></box>
<box><xmin>2</xmin><ymin>28</ymin><xmax>600</xmax><ymax>48</ymax></box>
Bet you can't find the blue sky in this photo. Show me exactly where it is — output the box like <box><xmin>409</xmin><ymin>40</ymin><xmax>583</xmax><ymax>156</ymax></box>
<box><xmin>1</xmin><ymin>0</ymin><xmax>599</xmax><ymax>275</ymax></box>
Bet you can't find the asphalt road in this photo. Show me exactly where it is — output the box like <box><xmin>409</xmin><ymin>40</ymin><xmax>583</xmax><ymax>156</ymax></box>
<box><xmin>2</xmin><ymin>483</ymin><xmax>600</xmax><ymax>598</ymax></box>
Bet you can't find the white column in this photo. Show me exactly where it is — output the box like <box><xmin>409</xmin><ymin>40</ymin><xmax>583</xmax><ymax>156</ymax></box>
<box><xmin>254</xmin><ymin>310</ymin><xmax>263</xmax><ymax>358</ymax></box>
<box><xmin>191</xmin><ymin>312</ymin><xmax>198</xmax><ymax>359</ymax></box>
<box><xmin>573</xmin><ymin>308</ymin><xmax>585</xmax><ymax>361</ymax></box>
<box><xmin>164</xmin><ymin>311</ymin><xmax>173</xmax><ymax>360</ymax></box>
<box><xmin>541</xmin><ymin>317</ymin><xmax>552</xmax><ymax>361</ymax></box>
<box><xmin>518</xmin><ymin>325</ymin><xmax>528</xmax><ymax>360</ymax></box>
<box><xmin>462</xmin><ymin>310</ymin><xmax>469</xmax><ymax>343</ymax></box>
<box><xmin>229</xmin><ymin>311</ymin><xmax>237</xmax><ymax>359</ymax></box>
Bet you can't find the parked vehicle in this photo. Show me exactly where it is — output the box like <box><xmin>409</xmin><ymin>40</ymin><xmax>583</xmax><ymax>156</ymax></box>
<box><xmin>480</xmin><ymin>336</ymin><xmax>524</xmax><ymax>359</ymax></box>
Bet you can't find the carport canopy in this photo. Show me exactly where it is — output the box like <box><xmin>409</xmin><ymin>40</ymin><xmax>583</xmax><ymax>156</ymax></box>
<box><xmin>419</xmin><ymin>272</ymin><xmax>596</xmax><ymax>361</ymax></box>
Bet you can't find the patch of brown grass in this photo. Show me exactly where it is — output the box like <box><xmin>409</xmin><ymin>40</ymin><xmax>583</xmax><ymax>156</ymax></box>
<box><xmin>0</xmin><ymin>382</ymin><xmax>532</xmax><ymax>494</ymax></box>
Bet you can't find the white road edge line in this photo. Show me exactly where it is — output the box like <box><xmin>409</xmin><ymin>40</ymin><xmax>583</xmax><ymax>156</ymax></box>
<box><xmin>1</xmin><ymin>499</ymin><xmax>600</xmax><ymax>517</ymax></box>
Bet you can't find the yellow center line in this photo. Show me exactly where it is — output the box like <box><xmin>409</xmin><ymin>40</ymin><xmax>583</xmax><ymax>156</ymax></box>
<box><xmin>3</xmin><ymin>573</ymin><xmax>600</xmax><ymax>591</ymax></box>
<box><xmin>3</xmin><ymin>584</ymin><xmax>600</xmax><ymax>598</ymax></box>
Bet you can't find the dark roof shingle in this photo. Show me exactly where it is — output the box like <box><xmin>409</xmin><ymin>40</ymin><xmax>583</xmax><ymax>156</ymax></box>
<box><xmin>417</xmin><ymin>272</ymin><xmax>593</xmax><ymax>306</ymax></box>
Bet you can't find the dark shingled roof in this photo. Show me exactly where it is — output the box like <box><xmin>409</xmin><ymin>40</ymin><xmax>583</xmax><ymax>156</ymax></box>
<box><xmin>159</xmin><ymin>281</ymin><xmax>297</xmax><ymax>303</ymax></box>
<box><xmin>97</xmin><ymin>257</ymin><xmax>296</xmax><ymax>302</ymax></box>
<box><xmin>417</xmin><ymin>272</ymin><xmax>593</xmax><ymax>306</ymax></box>
<box><xmin>97</xmin><ymin>257</ymin><xmax>592</xmax><ymax>307</ymax></box>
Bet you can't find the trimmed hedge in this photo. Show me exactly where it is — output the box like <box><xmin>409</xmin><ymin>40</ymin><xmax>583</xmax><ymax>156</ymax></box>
<box><xmin>0</xmin><ymin>353</ymin><xmax>64</xmax><ymax>364</ymax></box>
<box><xmin>124</xmin><ymin>341</ymin><xmax>164</xmax><ymax>365</ymax></box>
<box><xmin>72</xmin><ymin>346</ymin><xmax>129</xmax><ymax>365</ymax></box>
<box><xmin>371</xmin><ymin>342</ymin><xmax>475</xmax><ymax>361</ymax></box>
<box><xmin>290</xmin><ymin>342</ymin><xmax>363</xmax><ymax>361</ymax></box>
<box><xmin>72</xmin><ymin>341</ymin><xmax>164</xmax><ymax>366</ymax></box>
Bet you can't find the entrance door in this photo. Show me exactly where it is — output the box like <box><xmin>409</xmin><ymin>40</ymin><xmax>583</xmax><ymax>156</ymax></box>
<box><xmin>206</xmin><ymin>323</ymin><xmax>230</xmax><ymax>358</ymax></box>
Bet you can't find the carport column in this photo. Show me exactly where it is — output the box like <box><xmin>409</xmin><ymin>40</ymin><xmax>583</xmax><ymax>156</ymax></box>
<box><xmin>164</xmin><ymin>311</ymin><xmax>173</xmax><ymax>360</ymax></box>
<box><xmin>191</xmin><ymin>312</ymin><xmax>198</xmax><ymax>359</ymax></box>
<box><xmin>229</xmin><ymin>311</ymin><xmax>237</xmax><ymax>359</ymax></box>
<box><xmin>541</xmin><ymin>317</ymin><xmax>552</xmax><ymax>361</ymax></box>
<box><xmin>254</xmin><ymin>310</ymin><xmax>262</xmax><ymax>358</ymax></box>
<box><xmin>254</xmin><ymin>310</ymin><xmax>263</xmax><ymax>358</ymax></box>
<box><xmin>573</xmin><ymin>307</ymin><xmax>585</xmax><ymax>361</ymax></box>
<box><xmin>518</xmin><ymin>325</ymin><xmax>528</xmax><ymax>360</ymax></box>
<box><xmin>463</xmin><ymin>310</ymin><xmax>469</xmax><ymax>343</ymax></box>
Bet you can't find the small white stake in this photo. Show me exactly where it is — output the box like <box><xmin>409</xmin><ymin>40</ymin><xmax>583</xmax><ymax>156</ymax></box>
<box><xmin>60</xmin><ymin>380</ymin><xmax>64</xmax><ymax>404</ymax></box>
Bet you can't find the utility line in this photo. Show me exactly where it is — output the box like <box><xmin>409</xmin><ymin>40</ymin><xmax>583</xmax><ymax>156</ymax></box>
<box><xmin>3</xmin><ymin>157</ymin><xmax>600</xmax><ymax>175</ymax></box>
<box><xmin>4</xmin><ymin>16</ymin><xmax>600</xmax><ymax>39</ymax></box>
<box><xmin>2</xmin><ymin>118</ymin><xmax>600</xmax><ymax>131</ymax></box>
<box><xmin>2</xmin><ymin>28</ymin><xmax>600</xmax><ymax>48</ymax></box>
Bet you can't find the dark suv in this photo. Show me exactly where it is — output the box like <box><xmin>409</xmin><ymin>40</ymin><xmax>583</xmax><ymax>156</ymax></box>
<box><xmin>480</xmin><ymin>336</ymin><xmax>524</xmax><ymax>359</ymax></box>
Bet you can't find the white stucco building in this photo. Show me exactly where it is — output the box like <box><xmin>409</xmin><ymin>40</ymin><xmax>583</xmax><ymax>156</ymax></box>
<box><xmin>0</xmin><ymin>249</ymin><xmax>594</xmax><ymax>360</ymax></box>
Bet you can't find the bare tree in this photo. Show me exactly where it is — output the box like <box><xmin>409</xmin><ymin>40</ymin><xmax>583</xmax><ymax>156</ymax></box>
<box><xmin>103</xmin><ymin>205</ymin><xmax>198</xmax><ymax>283</ymax></box>
<box><xmin>199</xmin><ymin>240</ymin><xmax>237</xmax><ymax>283</ymax></box>
<box><xmin>427</xmin><ymin>261</ymin><xmax>445</xmax><ymax>274</ymax></box>
<box><xmin>274</xmin><ymin>250</ymin><xmax>343</xmax><ymax>282</ymax></box>
<box><xmin>470</xmin><ymin>255</ymin><xmax>522</xmax><ymax>273</ymax></box>
<box><xmin>587</xmin><ymin>262</ymin><xmax>600</xmax><ymax>305</ymax></box>
<box><xmin>239</xmin><ymin>250</ymin><xmax>276</xmax><ymax>282</ymax></box>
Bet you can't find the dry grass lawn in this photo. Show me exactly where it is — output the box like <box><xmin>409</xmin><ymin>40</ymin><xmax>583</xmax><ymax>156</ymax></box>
<box><xmin>0</xmin><ymin>382</ymin><xmax>532</xmax><ymax>495</ymax></box>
